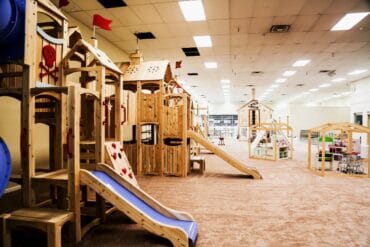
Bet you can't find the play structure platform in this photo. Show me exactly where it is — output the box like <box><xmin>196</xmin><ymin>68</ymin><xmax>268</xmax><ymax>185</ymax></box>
<box><xmin>187</xmin><ymin>130</ymin><xmax>262</xmax><ymax>179</ymax></box>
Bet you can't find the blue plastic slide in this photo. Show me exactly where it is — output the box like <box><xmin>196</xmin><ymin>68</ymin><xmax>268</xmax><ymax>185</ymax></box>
<box><xmin>0</xmin><ymin>138</ymin><xmax>12</xmax><ymax>198</ymax></box>
<box><xmin>82</xmin><ymin>169</ymin><xmax>198</xmax><ymax>246</ymax></box>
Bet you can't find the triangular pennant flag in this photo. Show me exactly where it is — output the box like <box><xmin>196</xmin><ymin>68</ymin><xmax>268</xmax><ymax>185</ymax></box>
<box><xmin>175</xmin><ymin>60</ymin><xmax>182</xmax><ymax>69</ymax></box>
<box><xmin>59</xmin><ymin>0</ymin><xmax>69</xmax><ymax>8</ymax></box>
<box><xmin>93</xmin><ymin>14</ymin><xmax>112</xmax><ymax>31</ymax></box>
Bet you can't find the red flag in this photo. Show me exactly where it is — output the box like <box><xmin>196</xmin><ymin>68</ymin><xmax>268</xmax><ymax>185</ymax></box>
<box><xmin>93</xmin><ymin>14</ymin><xmax>112</xmax><ymax>31</ymax></box>
<box><xmin>175</xmin><ymin>60</ymin><xmax>182</xmax><ymax>69</ymax></box>
<box><xmin>59</xmin><ymin>0</ymin><xmax>69</xmax><ymax>8</ymax></box>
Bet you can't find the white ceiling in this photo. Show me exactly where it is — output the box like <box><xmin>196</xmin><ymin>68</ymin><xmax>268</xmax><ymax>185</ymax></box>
<box><xmin>54</xmin><ymin>0</ymin><xmax>370</xmax><ymax>106</ymax></box>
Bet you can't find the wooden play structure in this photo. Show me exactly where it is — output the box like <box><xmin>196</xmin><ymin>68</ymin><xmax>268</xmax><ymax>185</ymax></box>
<box><xmin>248</xmin><ymin>119</ymin><xmax>293</xmax><ymax>161</ymax></box>
<box><xmin>121</xmin><ymin>51</ymin><xmax>192</xmax><ymax>177</ymax></box>
<box><xmin>237</xmin><ymin>88</ymin><xmax>273</xmax><ymax>140</ymax></box>
<box><xmin>307</xmin><ymin>122</ymin><xmax>370</xmax><ymax>177</ymax></box>
<box><xmin>0</xmin><ymin>1</ymin><xmax>198</xmax><ymax>246</ymax></box>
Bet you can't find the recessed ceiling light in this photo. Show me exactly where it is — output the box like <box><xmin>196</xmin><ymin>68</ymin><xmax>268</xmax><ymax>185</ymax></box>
<box><xmin>221</xmin><ymin>84</ymin><xmax>230</xmax><ymax>89</ymax></box>
<box><xmin>332</xmin><ymin>78</ymin><xmax>346</xmax><ymax>82</ymax></box>
<box><xmin>292</xmin><ymin>59</ymin><xmax>311</xmax><ymax>67</ymax></box>
<box><xmin>319</xmin><ymin>83</ymin><xmax>331</xmax><ymax>88</ymax></box>
<box><xmin>204</xmin><ymin>62</ymin><xmax>217</xmax><ymax>69</ymax></box>
<box><xmin>178</xmin><ymin>0</ymin><xmax>206</xmax><ymax>22</ymax></box>
<box><xmin>331</xmin><ymin>12</ymin><xmax>369</xmax><ymax>31</ymax></box>
<box><xmin>193</xmin><ymin>35</ymin><xmax>212</xmax><ymax>47</ymax></box>
<box><xmin>348</xmin><ymin>69</ymin><xmax>367</xmax><ymax>75</ymax></box>
<box><xmin>220</xmin><ymin>79</ymin><xmax>230</xmax><ymax>84</ymax></box>
<box><xmin>271</xmin><ymin>84</ymin><xmax>279</xmax><ymax>88</ymax></box>
<box><xmin>275</xmin><ymin>78</ymin><xmax>287</xmax><ymax>83</ymax></box>
<box><xmin>283</xmin><ymin>70</ymin><xmax>296</xmax><ymax>77</ymax></box>
<box><xmin>266</xmin><ymin>89</ymin><xmax>274</xmax><ymax>92</ymax></box>
<box><xmin>309</xmin><ymin>88</ymin><xmax>319</xmax><ymax>92</ymax></box>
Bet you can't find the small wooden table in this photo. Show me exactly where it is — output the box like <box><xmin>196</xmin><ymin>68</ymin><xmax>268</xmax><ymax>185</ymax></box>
<box><xmin>1</xmin><ymin>208</ymin><xmax>73</xmax><ymax>247</ymax></box>
<box><xmin>190</xmin><ymin>156</ymin><xmax>206</xmax><ymax>174</ymax></box>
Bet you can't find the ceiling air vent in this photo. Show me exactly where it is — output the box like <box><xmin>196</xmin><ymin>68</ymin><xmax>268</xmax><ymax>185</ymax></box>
<box><xmin>319</xmin><ymin>69</ymin><xmax>336</xmax><ymax>76</ymax></box>
<box><xmin>270</xmin><ymin>25</ymin><xmax>290</xmax><ymax>33</ymax></box>
<box><xmin>135</xmin><ymin>32</ymin><xmax>156</xmax><ymax>40</ymax></box>
<box><xmin>251</xmin><ymin>71</ymin><xmax>263</xmax><ymax>76</ymax></box>
<box><xmin>98</xmin><ymin>0</ymin><xmax>127</xmax><ymax>8</ymax></box>
<box><xmin>182</xmin><ymin>47</ymin><xmax>200</xmax><ymax>57</ymax></box>
<box><xmin>246</xmin><ymin>84</ymin><xmax>255</xmax><ymax>87</ymax></box>
<box><xmin>296</xmin><ymin>83</ymin><xmax>304</xmax><ymax>87</ymax></box>
<box><xmin>187</xmin><ymin>73</ymin><xmax>199</xmax><ymax>76</ymax></box>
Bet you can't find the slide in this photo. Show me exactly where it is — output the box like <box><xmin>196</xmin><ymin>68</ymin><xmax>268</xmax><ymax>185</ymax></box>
<box><xmin>80</xmin><ymin>164</ymin><xmax>197</xmax><ymax>247</ymax></box>
<box><xmin>187</xmin><ymin>130</ymin><xmax>262</xmax><ymax>179</ymax></box>
<box><xmin>251</xmin><ymin>130</ymin><xmax>265</xmax><ymax>150</ymax></box>
<box><xmin>0</xmin><ymin>137</ymin><xmax>12</xmax><ymax>198</ymax></box>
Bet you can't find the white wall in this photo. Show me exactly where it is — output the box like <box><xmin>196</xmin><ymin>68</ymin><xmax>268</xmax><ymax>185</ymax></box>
<box><xmin>349</xmin><ymin>76</ymin><xmax>370</xmax><ymax>157</ymax></box>
<box><xmin>274</xmin><ymin>106</ymin><xmax>351</xmax><ymax>138</ymax></box>
<box><xmin>209</xmin><ymin>103</ymin><xmax>239</xmax><ymax>115</ymax></box>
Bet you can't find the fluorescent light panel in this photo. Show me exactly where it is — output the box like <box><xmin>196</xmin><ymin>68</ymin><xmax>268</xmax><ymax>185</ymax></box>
<box><xmin>292</xmin><ymin>59</ymin><xmax>310</xmax><ymax>67</ymax></box>
<box><xmin>283</xmin><ymin>70</ymin><xmax>296</xmax><ymax>77</ymax></box>
<box><xmin>178</xmin><ymin>0</ymin><xmax>206</xmax><ymax>22</ymax></box>
<box><xmin>348</xmin><ymin>69</ymin><xmax>367</xmax><ymax>75</ymax></box>
<box><xmin>309</xmin><ymin>88</ymin><xmax>319</xmax><ymax>92</ymax></box>
<box><xmin>193</xmin><ymin>35</ymin><xmax>212</xmax><ymax>47</ymax></box>
<box><xmin>319</xmin><ymin>83</ymin><xmax>331</xmax><ymax>88</ymax></box>
<box><xmin>271</xmin><ymin>84</ymin><xmax>279</xmax><ymax>88</ymax></box>
<box><xmin>332</xmin><ymin>78</ymin><xmax>346</xmax><ymax>82</ymax></box>
<box><xmin>204</xmin><ymin>62</ymin><xmax>217</xmax><ymax>69</ymax></box>
<box><xmin>221</xmin><ymin>84</ymin><xmax>230</xmax><ymax>89</ymax></box>
<box><xmin>331</xmin><ymin>12</ymin><xmax>369</xmax><ymax>31</ymax></box>
<box><xmin>220</xmin><ymin>79</ymin><xmax>230</xmax><ymax>84</ymax></box>
<box><xmin>275</xmin><ymin>78</ymin><xmax>287</xmax><ymax>83</ymax></box>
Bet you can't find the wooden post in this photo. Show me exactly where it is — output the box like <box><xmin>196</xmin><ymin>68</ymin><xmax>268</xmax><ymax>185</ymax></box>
<box><xmin>181</xmin><ymin>94</ymin><xmax>188</xmax><ymax>177</ymax></box>
<box><xmin>21</xmin><ymin>66</ymin><xmax>36</xmax><ymax>207</ymax></box>
<box><xmin>115</xmin><ymin>75</ymin><xmax>123</xmax><ymax>142</ymax></box>
<box><xmin>368</xmin><ymin>132</ymin><xmax>370</xmax><ymax>178</ymax></box>
<box><xmin>321</xmin><ymin>131</ymin><xmax>326</xmax><ymax>176</ymax></box>
<box><xmin>348</xmin><ymin>131</ymin><xmax>353</xmax><ymax>155</ymax></box>
<box><xmin>95</xmin><ymin>67</ymin><xmax>105</xmax><ymax>163</ymax></box>
<box><xmin>136</xmin><ymin>82</ymin><xmax>142</xmax><ymax>175</ymax></box>
<box><xmin>67</xmin><ymin>85</ymin><xmax>81</xmax><ymax>243</ymax></box>
<box><xmin>308</xmin><ymin>130</ymin><xmax>311</xmax><ymax>169</ymax></box>
<box><xmin>158</xmin><ymin>81</ymin><xmax>164</xmax><ymax>176</ymax></box>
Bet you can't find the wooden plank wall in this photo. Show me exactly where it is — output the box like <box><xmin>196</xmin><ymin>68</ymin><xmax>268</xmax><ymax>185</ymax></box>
<box><xmin>163</xmin><ymin>106</ymin><xmax>180</xmax><ymax>138</ymax></box>
<box><xmin>163</xmin><ymin>145</ymin><xmax>182</xmax><ymax>176</ymax></box>
<box><xmin>122</xmin><ymin>142</ymin><xmax>138</xmax><ymax>174</ymax></box>
<box><xmin>142</xmin><ymin>144</ymin><xmax>161</xmax><ymax>174</ymax></box>
<box><xmin>140</xmin><ymin>93</ymin><xmax>159</xmax><ymax>122</ymax></box>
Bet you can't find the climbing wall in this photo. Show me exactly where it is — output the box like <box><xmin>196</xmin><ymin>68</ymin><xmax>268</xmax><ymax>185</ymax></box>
<box><xmin>104</xmin><ymin>142</ymin><xmax>138</xmax><ymax>186</ymax></box>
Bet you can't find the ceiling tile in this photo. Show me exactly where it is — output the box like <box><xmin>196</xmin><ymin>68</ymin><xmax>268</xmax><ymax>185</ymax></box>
<box><xmin>146</xmin><ymin>24</ymin><xmax>173</xmax><ymax>38</ymax></box>
<box><xmin>272</xmin><ymin>16</ymin><xmax>297</xmax><ymax>25</ymax></box>
<box><xmin>113</xmin><ymin>40</ymin><xmax>137</xmax><ymax>53</ymax></box>
<box><xmin>300</xmin><ymin>0</ymin><xmax>333</xmax><ymax>15</ymax></box>
<box><xmin>188</xmin><ymin>22</ymin><xmax>210</xmax><ymax>35</ymax></box>
<box><xmin>253</xmin><ymin>0</ymin><xmax>281</xmax><ymax>17</ymax></box>
<box><xmin>112</xmin><ymin>27</ymin><xmax>137</xmax><ymax>41</ymax></box>
<box><xmin>168</xmin><ymin>23</ymin><xmax>191</xmax><ymax>36</ymax></box>
<box><xmin>74</xmin><ymin>0</ymin><xmax>102</xmax><ymax>10</ymax></box>
<box><xmin>310</xmin><ymin>14</ymin><xmax>343</xmax><ymax>31</ymax></box>
<box><xmin>323</xmin><ymin>0</ymin><xmax>361</xmax><ymax>14</ymax></box>
<box><xmin>291</xmin><ymin>15</ymin><xmax>320</xmax><ymax>32</ymax></box>
<box><xmin>230</xmin><ymin>19</ymin><xmax>251</xmax><ymax>34</ymax></box>
<box><xmin>130</xmin><ymin>4</ymin><xmax>163</xmax><ymax>24</ymax></box>
<box><xmin>208</xmin><ymin>20</ymin><xmax>230</xmax><ymax>35</ymax></box>
<box><xmin>283</xmin><ymin>32</ymin><xmax>306</xmax><ymax>44</ymax></box>
<box><xmin>204</xmin><ymin>0</ymin><xmax>229</xmax><ymax>20</ymax></box>
<box><xmin>230</xmin><ymin>34</ymin><xmax>248</xmax><ymax>46</ymax></box>
<box><xmin>275</xmin><ymin>0</ymin><xmax>307</xmax><ymax>16</ymax></box>
<box><xmin>212</xmin><ymin>35</ymin><xmax>230</xmax><ymax>46</ymax></box>
<box><xmin>249</xmin><ymin>17</ymin><xmax>273</xmax><ymax>34</ymax></box>
<box><xmin>154</xmin><ymin>2</ymin><xmax>184</xmax><ymax>23</ymax></box>
<box><xmin>230</xmin><ymin>0</ymin><xmax>255</xmax><ymax>18</ymax></box>
<box><xmin>108</xmin><ymin>7</ymin><xmax>143</xmax><ymax>26</ymax></box>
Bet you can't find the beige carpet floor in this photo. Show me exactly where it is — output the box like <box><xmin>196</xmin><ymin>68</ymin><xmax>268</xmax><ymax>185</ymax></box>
<box><xmin>81</xmin><ymin>138</ymin><xmax>370</xmax><ymax>247</ymax></box>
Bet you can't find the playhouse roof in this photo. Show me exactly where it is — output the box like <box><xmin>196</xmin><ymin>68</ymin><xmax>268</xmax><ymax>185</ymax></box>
<box><xmin>309</xmin><ymin>122</ymin><xmax>370</xmax><ymax>133</ymax></box>
<box><xmin>123</xmin><ymin>61</ymin><xmax>172</xmax><ymax>82</ymax></box>
<box><xmin>237</xmin><ymin>99</ymin><xmax>273</xmax><ymax>112</ymax></box>
<box><xmin>66</xmin><ymin>39</ymin><xmax>122</xmax><ymax>75</ymax></box>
